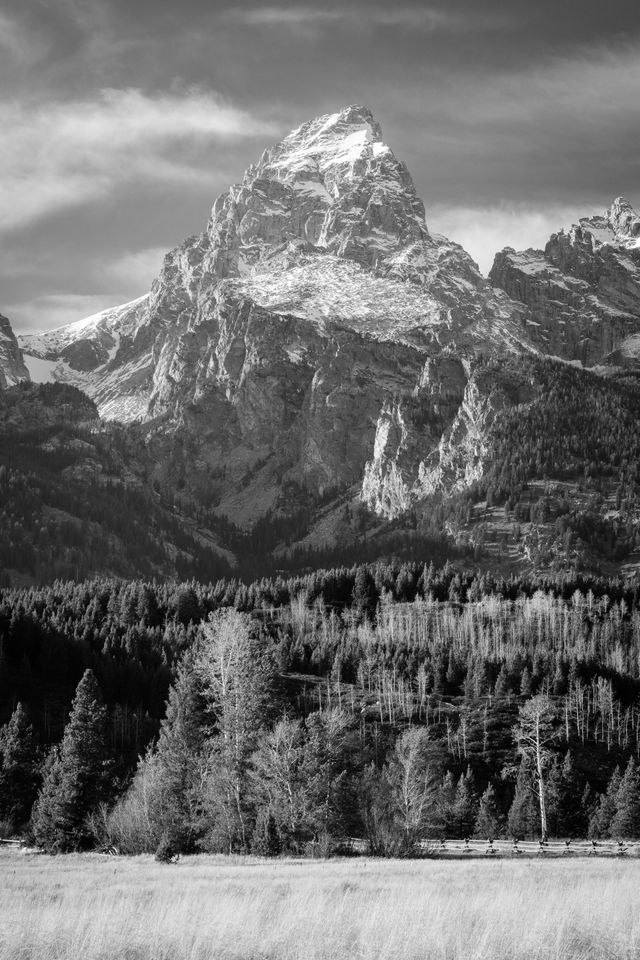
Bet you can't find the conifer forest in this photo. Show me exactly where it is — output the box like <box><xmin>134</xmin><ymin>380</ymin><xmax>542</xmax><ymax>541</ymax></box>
<box><xmin>3</xmin><ymin>563</ymin><xmax>640</xmax><ymax>857</ymax></box>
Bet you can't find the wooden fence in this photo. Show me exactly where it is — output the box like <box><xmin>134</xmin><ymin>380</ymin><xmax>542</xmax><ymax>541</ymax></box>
<box><xmin>423</xmin><ymin>838</ymin><xmax>640</xmax><ymax>857</ymax></box>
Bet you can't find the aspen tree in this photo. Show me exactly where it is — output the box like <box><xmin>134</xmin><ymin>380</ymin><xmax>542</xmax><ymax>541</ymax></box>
<box><xmin>514</xmin><ymin>694</ymin><xmax>561</xmax><ymax>839</ymax></box>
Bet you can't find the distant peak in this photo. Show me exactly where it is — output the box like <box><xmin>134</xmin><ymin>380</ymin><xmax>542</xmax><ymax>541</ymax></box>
<box><xmin>280</xmin><ymin>104</ymin><xmax>383</xmax><ymax>153</ymax></box>
<box><xmin>336</xmin><ymin>103</ymin><xmax>378</xmax><ymax>126</ymax></box>
<box><xmin>607</xmin><ymin>197</ymin><xmax>640</xmax><ymax>239</ymax></box>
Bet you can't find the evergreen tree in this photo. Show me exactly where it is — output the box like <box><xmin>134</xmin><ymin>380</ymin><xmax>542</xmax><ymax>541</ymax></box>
<box><xmin>145</xmin><ymin>651</ymin><xmax>213</xmax><ymax>850</ymax></box>
<box><xmin>298</xmin><ymin>709</ymin><xmax>360</xmax><ymax>847</ymax></box>
<box><xmin>550</xmin><ymin>752</ymin><xmax>587</xmax><ymax>837</ymax></box>
<box><xmin>474</xmin><ymin>784</ymin><xmax>504</xmax><ymax>839</ymax></box>
<box><xmin>438</xmin><ymin>771</ymin><xmax>456</xmax><ymax>833</ymax></box>
<box><xmin>0</xmin><ymin>703</ymin><xmax>40</xmax><ymax>830</ymax></box>
<box><xmin>450</xmin><ymin>769</ymin><xmax>478</xmax><ymax>838</ymax></box>
<box><xmin>251</xmin><ymin>808</ymin><xmax>282</xmax><ymax>857</ymax></box>
<box><xmin>589</xmin><ymin>767</ymin><xmax>622</xmax><ymax>839</ymax></box>
<box><xmin>519</xmin><ymin>666</ymin><xmax>533</xmax><ymax>697</ymax></box>
<box><xmin>507</xmin><ymin>759</ymin><xmax>540</xmax><ymax>838</ymax></box>
<box><xmin>611</xmin><ymin>758</ymin><xmax>640</xmax><ymax>839</ymax></box>
<box><xmin>31</xmin><ymin>670</ymin><xmax>109</xmax><ymax>851</ymax></box>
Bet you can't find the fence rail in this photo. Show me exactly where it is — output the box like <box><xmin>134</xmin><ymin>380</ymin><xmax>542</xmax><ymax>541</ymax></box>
<box><xmin>422</xmin><ymin>838</ymin><xmax>640</xmax><ymax>857</ymax></box>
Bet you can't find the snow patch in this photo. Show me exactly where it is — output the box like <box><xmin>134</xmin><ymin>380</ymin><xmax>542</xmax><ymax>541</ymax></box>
<box><xmin>22</xmin><ymin>354</ymin><xmax>60</xmax><ymax>383</ymax></box>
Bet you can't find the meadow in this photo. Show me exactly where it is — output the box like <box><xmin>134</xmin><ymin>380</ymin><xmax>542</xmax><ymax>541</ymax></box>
<box><xmin>2</xmin><ymin>849</ymin><xmax>640</xmax><ymax>960</ymax></box>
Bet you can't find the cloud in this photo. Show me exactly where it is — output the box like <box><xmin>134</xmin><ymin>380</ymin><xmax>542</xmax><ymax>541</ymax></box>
<box><xmin>102</xmin><ymin>247</ymin><xmax>167</xmax><ymax>292</ymax></box>
<box><xmin>0</xmin><ymin>88</ymin><xmax>278</xmax><ymax>233</ymax></box>
<box><xmin>0</xmin><ymin>11</ymin><xmax>48</xmax><ymax>66</ymax></box>
<box><xmin>382</xmin><ymin>40</ymin><xmax>640</xmax><ymax>209</ymax></box>
<box><xmin>4</xmin><ymin>247</ymin><xmax>166</xmax><ymax>333</ymax></box>
<box><xmin>226</xmin><ymin>7</ymin><xmax>344</xmax><ymax>27</ymax></box>
<box><xmin>7</xmin><ymin>293</ymin><xmax>125</xmax><ymax>333</ymax></box>
<box><xmin>222</xmin><ymin>5</ymin><xmax>505</xmax><ymax>34</ymax></box>
<box><xmin>428</xmin><ymin>203</ymin><xmax>591</xmax><ymax>275</ymax></box>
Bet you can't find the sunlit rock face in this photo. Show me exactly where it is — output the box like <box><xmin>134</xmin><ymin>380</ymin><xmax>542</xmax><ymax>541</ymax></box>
<box><xmin>0</xmin><ymin>313</ymin><xmax>29</xmax><ymax>388</ymax></box>
<box><xmin>490</xmin><ymin>198</ymin><xmax>640</xmax><ymax>367</ymax></box>
<box><xmin>18</xmin><ymin>105</ymin><xmax>536</xmax><ymax>523</ymax></box>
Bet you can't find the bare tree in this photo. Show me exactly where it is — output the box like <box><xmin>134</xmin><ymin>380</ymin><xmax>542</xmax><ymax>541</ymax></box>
<box><xmin>386</xmin><ymin>727</ymin><xmax>441</xmax><ymax>851</ymax></box>
<box><xmin>198</xmin><ymin>610</ymin><xmax>277</xmax><ymax>852</ymax></box>
<box><xmin>514</xmin><ymin>694</ymin><xmax>561</xmax><ymax>839</ymax></box>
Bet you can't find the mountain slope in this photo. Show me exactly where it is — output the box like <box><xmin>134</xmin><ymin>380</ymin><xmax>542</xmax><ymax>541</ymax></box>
<box><xmin>18</xmin><ymin>105</ymin><xmax>534</xmax><ymax>531</ymax></box>
<box><xmin>0</xmin><ymin>313</ymin><xmax>29</xmax><ymax>388</ymax></box>
<box><xmin>11</xmin><ymin>108</ymin><xmax>640</xmax><ymax>578</ymax></box>
<box><xmin>0</xmin><ymin>382</ymin><xmax>234</xmax><ymax>585</ymax></box>
<box><xmin>489</xmin><ymin>198</ymin><xmax>640</xmax><ymax>366</ymax></box>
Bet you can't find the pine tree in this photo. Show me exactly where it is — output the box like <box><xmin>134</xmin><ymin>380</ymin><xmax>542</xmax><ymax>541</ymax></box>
<box><xmin>494</xmin><ymin>663</ymin><xmax>511</xmax><ymax>699</ymax></box>
<box><xmin>611</xmin><ymin>758</ymin><xmax>640</xmax><ymax>839</ymax></box>
<box><xmin>553</xmin><ymin>752</ymin><xmax>587</xmax><ymax>837</ymax></box>
<box><xmin>519</xmin><ymin>666</ymin><xmax>533</xmax><ymax>697</ymax></box>
<box><xmin>474</xmin><ymin>784</ymin><xmax>504</xmax><ymax>839</ymax></box>
<box><xmin>251</xmin><ymin>809</ymin><xmax>282</xmax><ymax>857</ymax></box>
<box><xmin>148</xmin><ymin>651</ymin><xmax>213</xmax><ymax>850</ymax></box>
<box><xmin>31</xmin><ymin>670</ymin><xmax>109</xmax><ymax>851</ymax></box>
<box><xmin>450</xmin><ymin>769</ymin><xmax>478</xmax><ymax>838</ymax></box>
<box><xmin>298</xmin><ymin>709</ymin><xmax>359</xmax><ymax>847</ymax></box>
<box><xmin>507</xmin><ymin>759</ymin><xmax>540</xmax><ymax>838</ymax></box>
<box><xmin>0</xmin><ymin>703</ymin><xmax>40</xmax><ymax>830</ymax></box>
<box><xmin>589</xmin><ymin>767</ymin><xmax>622</xmax><ymax>839</ymax></box>
<box><xmin>438</xmin><ymin>770</ymin><xmax>457</xmax><ymax>833</ymax></box>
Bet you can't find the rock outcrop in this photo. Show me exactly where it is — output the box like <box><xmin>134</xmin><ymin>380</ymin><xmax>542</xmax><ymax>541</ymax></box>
<box><xmin>0</xmin><ymin>313</ymin><xmax>29</xmax><ymax>388</ymax></box>
<box><xmin>19</xmin><ymin>105</ymin><xmax>536</xmax><ymax>524</ymax></box>
<box><xmin>489</xmin><ymin>198</ymin><xmax>640</xmax><ymax>366</ymax></box>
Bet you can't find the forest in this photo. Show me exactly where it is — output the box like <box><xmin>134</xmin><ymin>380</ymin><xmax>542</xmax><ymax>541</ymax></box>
<box><xmin>2</xmin><ymin>561</ymin><xmax>640</xmax><ymax>856</ymax></box>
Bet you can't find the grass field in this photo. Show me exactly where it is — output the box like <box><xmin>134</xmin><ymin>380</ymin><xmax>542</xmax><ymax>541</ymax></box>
<box><xmin>2</xmin><ymin>849</ymin><xmax>640</xmax><ymax>960</ymax></box>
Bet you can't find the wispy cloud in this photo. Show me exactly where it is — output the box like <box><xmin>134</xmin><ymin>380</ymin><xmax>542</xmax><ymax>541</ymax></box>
<box><xmin>102</xmin><ymin>247</ymin><xmax>167</xmax><ymax>292</ymax></box>
<box><xmin>8</xmin><ymin>294</ymin><xmax>124</xmax><ymax>333</ymax></box>
<box><xmin>428</xmin><ymin>203</ymin><xmax>592</xmax><ymax>276</ymax></box>
<box><xmin>5</xmin><ymin>248</ymin><xmax>167</xmax><ymax>333</ymax></box>
<box><xmin>381</xmin><ymin>40</ymin><xmax>640</xmax><ymax>211</ymax></box>
<box><xmin>227</xmin><ymin>7</ymin><xmax>344</xmax><ymax>27</ymax></box>
<box><xmin>0</xmin><ymin>88</ymin><xmax>277</xmax><ymax>232</ymax></box>
<box><xmin>0</xmin><ymin>11</ymin><xmax>49</xmax><ymax>66</ymax></box>
<box><xmin>222</xmin><ymin>5</ymin><xmax>505</xmax><ymax>35</ymax></box>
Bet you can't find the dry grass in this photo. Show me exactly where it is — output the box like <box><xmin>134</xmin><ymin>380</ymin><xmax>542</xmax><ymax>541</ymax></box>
<box><xmin>1</xmin><ymin>848</ymin><xmax>640</xmax><ymax>960</ymax></box>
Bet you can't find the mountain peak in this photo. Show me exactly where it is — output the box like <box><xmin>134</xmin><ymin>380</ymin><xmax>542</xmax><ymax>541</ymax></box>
<box><xmin>254</xmin><ymin>103</ymin><xmax>390</xmax><ymax>190</ymax></box>
<box><xmin>607</xmin><ymin>196</ymin><xmax>640</xmax><ymax>241</ymax></box>
<box><xmin>206</xmin><ymin>103</ymin><xmax>429</xmax><ymax>278</ymax></box>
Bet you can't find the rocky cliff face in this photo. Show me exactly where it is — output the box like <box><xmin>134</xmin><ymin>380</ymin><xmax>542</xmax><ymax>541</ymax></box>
<box><xmin>489</xmin><ymin>198</ymin><xmax>640</xmax><ymax>366</ymax></box>
<box><xmin>0</xmin><ymin>313</ymin><xmax>29</xmax><ymax>388</ymax></box>
<box><xmin>19</xmin><ymin>105</ymin><xmax>536</xmax><ymax>525</ymax></box>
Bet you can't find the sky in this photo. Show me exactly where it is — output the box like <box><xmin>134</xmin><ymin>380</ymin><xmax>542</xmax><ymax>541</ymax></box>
<box><xmin>1</xmin><ymin>0</ymin><xmax>640</xmax><ymax>333</ymax></box>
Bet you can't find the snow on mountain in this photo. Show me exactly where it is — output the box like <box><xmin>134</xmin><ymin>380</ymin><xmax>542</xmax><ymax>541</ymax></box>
<box><xmin>18</xmin><ymin>105</ymin><xmax>539</xmax><ymax>522</ymax></box>
<box><xmin>19</xmin><ymin>296</ymin><xmax>152</xmax><ymax>419</ymax></box>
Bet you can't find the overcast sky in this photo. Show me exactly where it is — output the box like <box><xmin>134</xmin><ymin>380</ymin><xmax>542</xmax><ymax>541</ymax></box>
<box><xmin>2</xmin><ymin>0</ymin><xmax>640</xmax><ymax>332</ymax></box>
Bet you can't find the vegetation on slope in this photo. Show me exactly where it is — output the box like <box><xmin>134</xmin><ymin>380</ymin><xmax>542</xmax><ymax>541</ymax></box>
<box><xmin>2</xmin><ymin>563</ymin><xmax>640</xmax><ymax>851</ymax></box>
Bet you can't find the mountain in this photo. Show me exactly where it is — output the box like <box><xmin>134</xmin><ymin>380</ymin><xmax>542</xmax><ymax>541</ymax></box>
<box><xmin>0</xmin><ymin>313</ymin><xmax>29</xmax><ymax>388</ymax></box>
<box><xmin>0</xmin><ymin>381</ymin><xmax>234</xmax><ymax>585</ymax></box>
<box><xmin>19</xmin><ymin>105</ymin><xmax>535</xmax><ymax>531</ymax></box>
<box><xmin>489</xmin><ymin>198</ymin><xmax>640</xmax><ymax>366</ymax></box>
<box><xmin>11</xmin><ymin>108</ymin><xmax>640</xmax><ymax>578</ymax></box>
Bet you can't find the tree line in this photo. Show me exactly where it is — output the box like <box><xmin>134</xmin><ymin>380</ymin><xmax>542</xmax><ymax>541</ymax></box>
<box><xmin>3</xmin><ymin>562</ymin><xmax>640</xmax><ymax>854</ymax></box>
